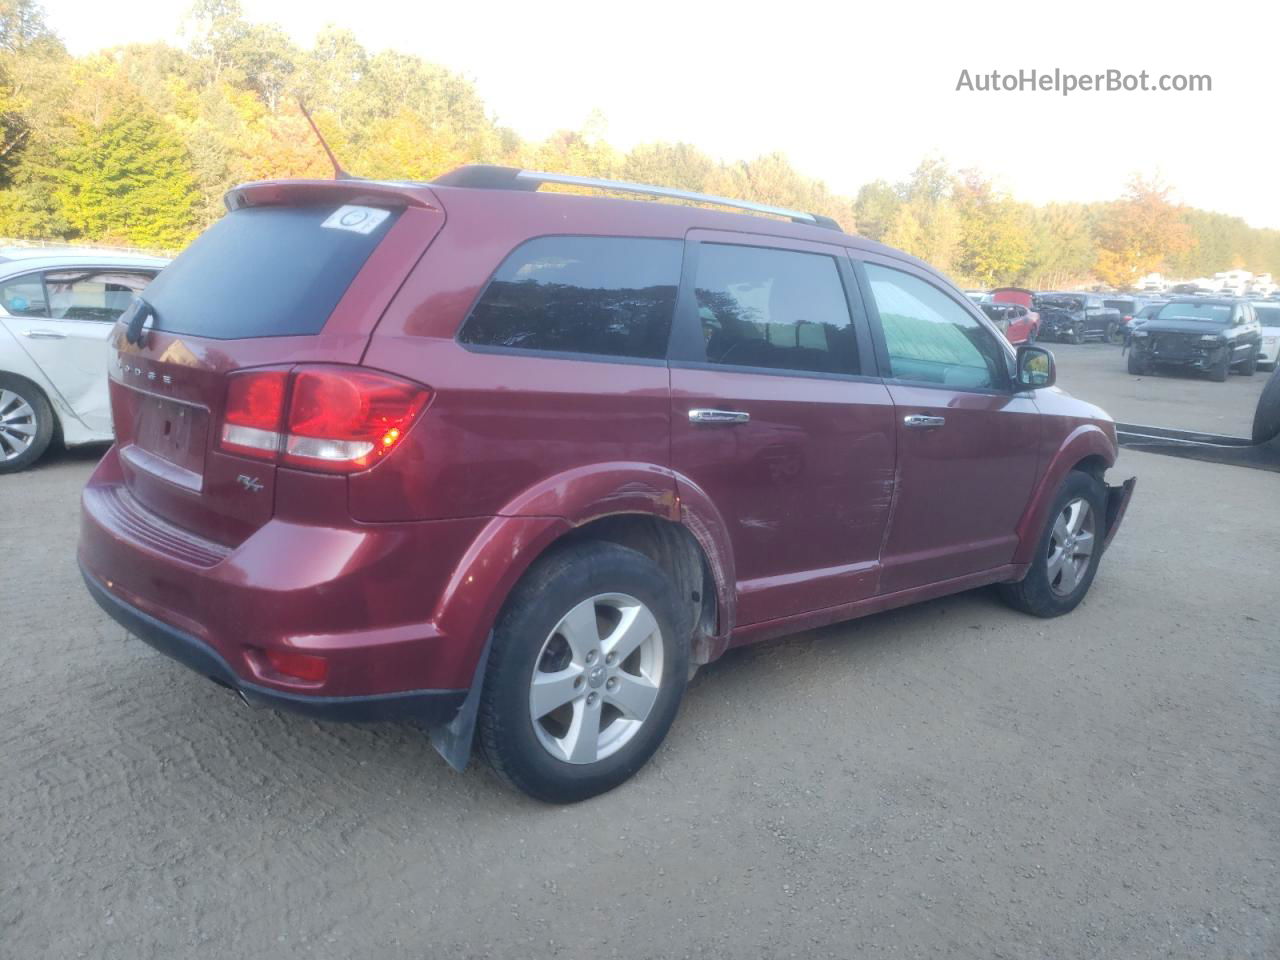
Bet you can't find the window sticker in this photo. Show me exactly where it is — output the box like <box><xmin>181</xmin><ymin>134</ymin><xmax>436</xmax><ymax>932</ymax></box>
<box><xmin>321</xmin><ymin>205</ymin><xmax>391</xmax><ymax>235</ymax></box>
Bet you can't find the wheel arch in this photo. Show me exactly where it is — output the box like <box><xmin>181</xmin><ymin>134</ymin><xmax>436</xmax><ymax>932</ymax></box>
<box><xmin>1012</xmin><ymin>426</ymin><xmax>1117</xmax><ymax>566</ymax></box>
<box><xmin>425</xmin><ymin>464</ymin><xmax>737</xmax><ymax>772</ymax></box>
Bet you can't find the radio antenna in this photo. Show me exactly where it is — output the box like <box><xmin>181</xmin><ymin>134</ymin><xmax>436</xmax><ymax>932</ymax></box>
<box><xmin>298</xmin><ymin>99</ymin><xmax>353</xmax><ymax>180</ymax></box>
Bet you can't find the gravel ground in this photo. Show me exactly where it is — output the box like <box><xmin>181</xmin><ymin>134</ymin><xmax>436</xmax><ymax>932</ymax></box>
<box><xmin>2</xmin><ymin>350</ymin><xmax>1276</xmax><ymax>959</ymax></box>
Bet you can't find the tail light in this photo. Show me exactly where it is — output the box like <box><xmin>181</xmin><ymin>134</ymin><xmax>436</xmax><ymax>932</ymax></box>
<box><xmin>218</xmin><ymin>365</ymin><xmax>430</xmax><ymax>474</ymax></box>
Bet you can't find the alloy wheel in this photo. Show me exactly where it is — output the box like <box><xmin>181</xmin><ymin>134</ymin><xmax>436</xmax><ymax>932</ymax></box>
<box><xmin>1047</xmin><ymin>497</ymin><xmax>1095</xmax><ymax>597</ymax></box>
<box><xmin>529</xmin><ymin>593</ymin><xmax>664</xmax><ymax>764</ymax></box>
<box><xmin>0</xmin><ymin>388</ymin><xmax>37</xmax><ymax>461</ymax></box>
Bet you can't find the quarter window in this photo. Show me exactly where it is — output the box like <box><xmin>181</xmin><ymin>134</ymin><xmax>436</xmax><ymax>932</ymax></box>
<box><xmin>864</xmin><ymin>263</ymin><xmax>1008</xmax><ymax>390</ymax></box>
<box><xmin>460</xmin><ymin>236</ymin><xmax>683</xmax><ymax>360</ymax></box>
<box><xmin>0</xmin><ymin>275</ymin><xmax>49</xmax><ymax>318</ymax></box>
<box><xmin>693</xmin><ymin>244</ymin><xmax>859</xmax><ymax>375</ymax></box>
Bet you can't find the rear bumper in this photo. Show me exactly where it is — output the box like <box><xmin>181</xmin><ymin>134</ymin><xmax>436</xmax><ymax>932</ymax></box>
<box><xmin>78</xmin><ymin>445</ymin><xmax>493</xmax><ymax>713</ymax></box>
<box><xmin>82</xmin><ymin>566</ymin><xmax>466</xmax><ymax>723</ymax></box>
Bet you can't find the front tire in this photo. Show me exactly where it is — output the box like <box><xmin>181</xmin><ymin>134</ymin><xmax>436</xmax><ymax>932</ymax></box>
<box><xmin>0</xmin><ymin>374</ymin><xmax>55</xmax><ymax>473</ymax></box>
<box><xmin>1210</xmin><ymin>349</ymin><xmax>1230</xmax><ymax>382</ymax></box>
<box><xmin>1127</xmin><ymin>351</ymin><xmax>1148</xmax><ymax>376</ymax></box>
<box><xmin>998</xmin><ymin>470</ymin><xmax>1107</xmax><ymax>618</ymax></box>
<box><xmin>477</xmin><ymin>541</ymin><xmax>689</xmax><ymax>803</ymax></box>
<box><xmin>1240</xmin><ymin>345</ymin><xmax>1258</xmax><ymax>377</ymax></box>
<box><xmin>1071</xmin><ymin>324</ymin><xmax>1085</xmax><ymax>345</ymax></box>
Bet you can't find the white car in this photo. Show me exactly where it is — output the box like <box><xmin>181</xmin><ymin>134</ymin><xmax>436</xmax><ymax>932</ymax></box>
<box><xmin>1252</xmin><ymin>301</ymin><xmax>1280</xmax><ymax>371</ymax></box>
<box><xmin>0</xmin><ymin>249</ymin><xmax>168</xmax><ymax>472</ymax></box>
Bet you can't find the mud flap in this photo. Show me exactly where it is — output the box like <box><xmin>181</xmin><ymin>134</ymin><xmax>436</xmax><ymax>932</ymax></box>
<box><xmin>428</xmin><ymin>632</ymin><xmax>492</xmax><ymax>773</ymax></box>
<box><xmin>1101</xmin><ymin>477</ymin><xmax>1136</xmax><ymax>553</ymax></box>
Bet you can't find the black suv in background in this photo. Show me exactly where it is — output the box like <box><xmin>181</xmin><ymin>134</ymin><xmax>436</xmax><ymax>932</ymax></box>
<box><xmin>1036</xmin><ymin>293</ymin><xmax>1121</xmax><ymax>343</ymax></box>
<box><xmin>1127</xmin><ymin>298</ymin><xmax>1262</xmax><ymax>381</ymax></box>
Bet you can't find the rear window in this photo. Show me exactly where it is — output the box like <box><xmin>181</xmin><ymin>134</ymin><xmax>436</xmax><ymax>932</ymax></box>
<box><xmin>459</xmin><ymin>236</ymin><xmax>682</xmax><ymax>360</ymax></box>
<box><xmin>142</xmin><ymin>204</ymin><xmax>399</xmax><ymax>340</ymax></box>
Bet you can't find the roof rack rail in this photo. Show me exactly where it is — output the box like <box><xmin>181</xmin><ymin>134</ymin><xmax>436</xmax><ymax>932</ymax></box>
<box><xmin>431</xmin><ymin>164</ymin><xmax>843</xmax><ymax>231</ymax></box>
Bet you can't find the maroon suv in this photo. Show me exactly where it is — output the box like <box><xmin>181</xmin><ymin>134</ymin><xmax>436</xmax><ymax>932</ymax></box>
<box><xmin>79</xmin><ymin>166</ymin><xmax>1135</xmax><ymax>802</ymax></box>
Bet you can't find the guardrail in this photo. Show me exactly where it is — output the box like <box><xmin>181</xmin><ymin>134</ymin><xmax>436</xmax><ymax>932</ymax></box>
<box><xmin>0</xmin><ymin>237</ymin><xmax>181</xmax><ymax>259</ymax></box>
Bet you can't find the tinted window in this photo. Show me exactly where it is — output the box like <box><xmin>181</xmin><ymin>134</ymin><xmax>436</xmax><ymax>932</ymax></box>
<box><xmin>694</xmin><ymin>244</ymin><xmax>858</xmax><ymax>375</ymax></box>
<box><xmin>44</xmin><ymin>270</ymin><xmax>155</xmax><ymax>323</ymax></box>
<box><xmin>864</xmin><ymin>262</ymin><xmax>1008</xmax><ymax>390</ymax></box>
<box><xmin>0</xmin><ymin>275</ymin><xmax>48</xmax><ymax>317</ymax></box>
<box><xmin>460</xmin><ymin>236</ymin><xmax>682</xmax><ymax>360</ymax></box>
<box><xmin>143</xmin><ymin>204</ymin><xmax>400</xmax><ymax>340</ymax></box>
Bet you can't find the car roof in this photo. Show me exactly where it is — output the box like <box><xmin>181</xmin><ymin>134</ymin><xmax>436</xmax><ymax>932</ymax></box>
<box><xmin>1161</xmin><ymin>297</ymin><xmax>1237</xmax><ymax>306</ymax></box>
<box><xmin>0</xmin><ymin>249</ymin><xmax>170</xmax><ymax>276</ymax></box>
<box><xmin>230</xmin><ymin>170</ymin><xmax>923</xmax><ymax>267</ymax></box>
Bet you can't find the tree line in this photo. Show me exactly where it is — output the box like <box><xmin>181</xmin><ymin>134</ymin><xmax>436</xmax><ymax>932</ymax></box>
<box><xmin>2</xmin><ymin>0</ymin><xmax>1277</xmax><ymax>289</ymax></box>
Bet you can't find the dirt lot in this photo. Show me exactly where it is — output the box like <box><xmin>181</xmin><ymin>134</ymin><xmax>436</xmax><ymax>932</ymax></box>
<box><xmin>2</xmin><ymin>346</ymin><xmax>1276</xmax><ymax>960</ymax></box>
<box><xmin>1050</xmin><ymin>340</ymin><xmax>1269</xmax><ymax>436</ymax></box>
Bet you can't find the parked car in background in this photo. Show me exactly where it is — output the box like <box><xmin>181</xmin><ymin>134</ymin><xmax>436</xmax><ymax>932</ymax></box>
<box><xmin>1035</xmin><ymin>293</ymin><xmax>1120</xmax><ymax>343</ymax></box>
<box><xmin>1128</xmin><ymin>298</ymin><xmax>1262</xmax><ymax>380</ymax></box>
<box><xmin>964</xmin><ymin>290</ymin><xmax>991</xmax><ymax>304</ymax></box>
<box><xmin>77</xmin><ymin>166</ymin><xmax>1135</xmax><ymax>803</ymax></box>
<box><xmin>980</xmin><ymin>301</ymin><xmax>1039</xmax><ymax>344</ymax></box>
<box><xmin>1102</xmin><ymin>296</ymin><xmax>1149</xmax><ymax>343</ymax></box>
<box><xmin>990</xmin><ymin>287</ymin><xmax>1040</xmax><ymax>343</ymax></box>
<box><xmin>0</xmin><ymin>249</ymin><xmax>168</xmax><ymax>472</ymax></box>
<box><xmin>1252</xmin><ymin>300</ymin><xmax>1280</xmax><ymax>370</ymax></box>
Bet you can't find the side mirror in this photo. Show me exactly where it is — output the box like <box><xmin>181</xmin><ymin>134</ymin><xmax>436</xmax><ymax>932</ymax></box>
<box><xmin>1016</xmin><ymin>345</ymin><xmax>1056</xmax><ymax>389</ymax></box>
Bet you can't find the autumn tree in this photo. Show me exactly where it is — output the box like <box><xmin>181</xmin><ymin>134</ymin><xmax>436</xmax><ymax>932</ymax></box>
<box><xmin>952</xmin><ymin>171</ymin><xmax>1031</xmax><ymax>286</ymax></box>
<box><xmin>1093</xmin><ymin>177</ymin><xmax>1193</xmax><ymax>289</ymax></box>
<box><xmin>853</xmin><ymin>180</ymin><xmax>898</xmax><ymax>241</ymax></box>
<box><xmin>883</xmin><ymin>157</ymin><xmax>961</xmax><ymax>272</ymax></box>
<box><xmin>54</xmin><ymin>99</ymin><xmax>199</xmax><ymax>247</ymax></box>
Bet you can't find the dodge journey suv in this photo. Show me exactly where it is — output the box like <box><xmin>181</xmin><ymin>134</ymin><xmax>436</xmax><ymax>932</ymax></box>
<box><xmin>79</xmin><ymin>166</ymin><xmax>1135</xmax><ymax>802</ymax></box>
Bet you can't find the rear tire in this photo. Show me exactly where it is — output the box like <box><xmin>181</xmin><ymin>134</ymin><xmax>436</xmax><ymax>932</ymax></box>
<box><xmin>477</xmin><ymin>541</ymin><xmax>689</xmax><ymax>803</ymax></box>
<box><xmin>998</xmin><ymin>470</ymin><xmax>1107</xmax><ymax>618</ymax></box>
<box><xmin>0</xmin><ymin>374</ymin><xmax>55</xmax><ymax>474</ymax></box>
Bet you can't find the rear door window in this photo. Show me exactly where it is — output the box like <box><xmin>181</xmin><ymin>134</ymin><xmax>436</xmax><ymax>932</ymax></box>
<box><xmin>863</xmin><ymin>262</ymin><xmax>1009</xmax><ymax>390</ymax></box>
<box><xmin>692</xmin><ymin>244</ymin><xmax>859</xmax><ymax>375</ymax></box>
<box><xmin>45</xmin><ymin>270</ymin><xmax>157</xmax><ymax>322</ymax></box>
<box><xmin>459</xmin><ymin>236</ymin><xmax>682</xmax><ymax>360</ymax></box>
<box><xmin>142</xmin><ymin>204</ymin><xmax>400</xmax><ymax>340</ymax></box>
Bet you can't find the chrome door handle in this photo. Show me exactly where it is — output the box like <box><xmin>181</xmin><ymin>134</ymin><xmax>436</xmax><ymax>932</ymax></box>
<box><xmin>903</xmin><ymin>414</ymin><xmax>946</xmax><ymax>429</ymax></box>
<box><xmin>688</xmin><ymin>408</ymin><xmax>750</xmax><ymax>425</ymax></box>
<box><xmin>21</xmin><ymin>329</ymin><xmax>66</xmax><ymax>340</ymax></box>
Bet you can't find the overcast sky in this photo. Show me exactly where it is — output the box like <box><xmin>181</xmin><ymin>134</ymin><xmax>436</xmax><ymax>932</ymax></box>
<box><xmin>44</xmin><ymin>0</ymin><xmax>1280</xmax><ymax>227</ymax></box>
